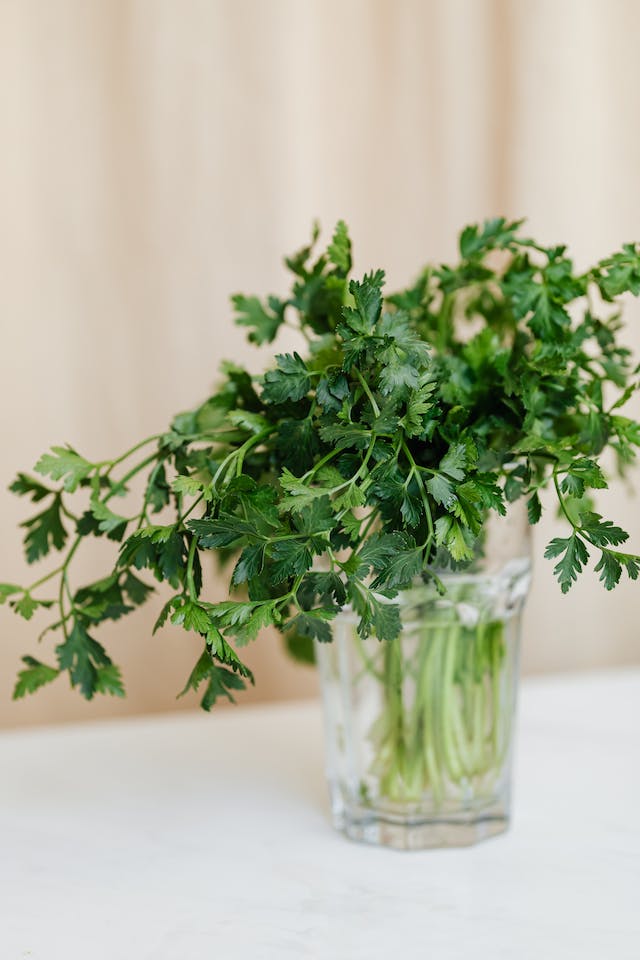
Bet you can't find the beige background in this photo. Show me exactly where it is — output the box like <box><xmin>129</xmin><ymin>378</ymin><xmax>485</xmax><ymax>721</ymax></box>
<box><xmin>1</xmin><ymin>0</ymin><xmax>639</xmax><ymax>728</ymax></box>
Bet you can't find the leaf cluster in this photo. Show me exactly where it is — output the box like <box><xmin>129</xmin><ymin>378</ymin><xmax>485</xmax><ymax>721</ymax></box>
<box><xmin>4</xmin><ymin>218</ymin><xmax>640</xmax><ymax>708</ymax></box>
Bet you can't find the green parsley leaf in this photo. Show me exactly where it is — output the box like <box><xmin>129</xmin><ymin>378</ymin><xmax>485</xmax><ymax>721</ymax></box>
<box><xmin>371</xmin><ymin>543</ymin><xmax>424</xmax><ymax>590</ymax></box>
<box><xmin>400</xmin><ymin>383</ymin><xmax>436</xmax><ymax>437</ymax></box>
<box><xmin>527</xmin><ymin>492</ymin><xmax>542</xmax><ymax>525</ymax></box>
<box><xmin>459</xmin><ymin>217</ymin><xmax>524</xmax><ymax>259</ymax></box>
<box><xmin>342</xmin><ymin>271</ymin><xmax>385</xmax><ymax>334</ymax></box>
<box><xmin>579</xmin><ymin>512</ymin><xmax>628</xmax><ymax>547</ymax></box>
<box><xmin>217</xmin><ymin>601</ymin><xmax>278</xmax><ymax>646</ymax></box>
<box><xmin>227</xmin><ymin>409</ymin><xmax>270</xmax><ymax>435</ymax></box>
<box><xmin>594</xmin><ymin>551</ymin><xmax>622</xmax><ymax>590</ymax></box>
<box><xmin>426</xmin><ymin>473</ymin><xmax>457</xmax><ymax>509</ymax></box>
<box><xmin>270</xmin><ymin>540</ymin><xmax>314</xmax><ymax>583</ymax></box>
<box><xmin>188</xmin><ymin>516</ymin><xmax>255</xmax><ymax>549</ymax></box>
<box><xmin>262</xmin><ymin>353</ymin><xmax>311</xmax><ymax>404</ymax></box>
<box><xmin>620</xmin><ymin>555</ymin><xmax>640</xmax><ymax>580</ymax></box>
<box><xmin>20</xmin><ymin>495</ymin><xmax>67</xmax><ymax>563</ymax></box>
<box><xmin>544</xmin><ymin>534</ymin><xmax>589</xmax><ymax>593</ymax></box>
<box><xmin>55</xmin><ymin>622</ymin><xmax>112</xmax><ymax>699</ymax></box>
<box><xmin>13</xmin><ymin>656</ymin><xmax>59</xmax><ymax>700</ymax></box>
<box><xmin>327</xmin><ymin>220</ymin><xmax>352</xmax><ymax>275</ymax></box>
<box><xmin>285</xmin><ymin>608</ymin><xmax>337</xmax><ymax>644</ymax></box>
<box><xmin>90</xmin><ymin>499</ymin><xmax>128</xmax><ymax>536</ymax></box>
<box><xmin>94</xmin><ymin>664</ymin><xmax>125</xmax><ymax>697</ymax></box>
<box><xmin>0</xmin><ymin>583</ymin><xmax>22</xmax><ymax>604</ymax></box>
<box><xmin>34</xmin><ymin>446</ymin><xmax>93</xmax><ymax>493</ymax></box>
<box><xmin>231</xmin><ymin>544</ymin><xmax>265</xmax><ymax>585</ymax></box>
<box><xmin>178</xmin><ymin>649</ymin><xmax>248</xmax><ymax>710</ymax></box>
<box><xmin>171</xmin><ymin>600</ymin><xmax>212</xmax><ymax>634</ymax></box>
<box><xmin>122</xmin><ymin>571</ymin><xmax>154</xmax><ymax>605</ymax></box>
<box><xmin>12</xmin><ymin>593</ymin><xmax>39</xmax><ymax>620</ymax></box>
<box><xmin>371</xmin><ymin>600</ymin><xmax>402</xmax><ymax>642</ymax></box>
<box><xmin>206</xmin><ymin>627</ymin><xmax>254</xmax><ymax>679</ymax></box>
<box><xmin>560</xmin><ymin>458</ymin><xmax>607</xmax><ymax>498</ymax></box>
<box><xmin>232</xmin><ymin>293</ymin><xmax>286</xmax><ymax>345</ymax></box>
<box><xmin>171</xmin><ymin>475</ymin><xmax>212</xmax><ymax>501</ymax></box>
<box><xmin>297</xmin><ymin>571</ymin><xmax>347</xmax><ymax>608</ymax></box>
<box><xmin>9</xmin><ymin>473</ymin><xmax>51</xmax><ymax>502</ymax></box>
<box><xmin>435</xmin><ymin>516</ymin><xmax>475</xmax><ymax>562</ymax></box>
<box><xmin>439</xmin><ymin>443</ymin><xmax>467</xmax><ymax>481</ymax></box>
<box><xmin>316</xmin><ymin>372</ymin><xmax>351</xmax><ymax>413</ymax></box>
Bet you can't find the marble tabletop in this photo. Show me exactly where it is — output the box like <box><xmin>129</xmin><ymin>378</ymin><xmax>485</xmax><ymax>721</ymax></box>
<box><xmin>1</xmin><ymin>669</ymin><xmax>639</xmax><ymax>959</ymax></box>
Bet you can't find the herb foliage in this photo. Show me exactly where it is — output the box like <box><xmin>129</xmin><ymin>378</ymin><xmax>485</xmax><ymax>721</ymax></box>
<box><xmin>4</xmin><ymin>220</ymin><xmax>640</xmax><ymax>707</ymax></box>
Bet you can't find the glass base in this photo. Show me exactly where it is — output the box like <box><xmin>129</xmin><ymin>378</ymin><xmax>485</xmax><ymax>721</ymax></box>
<box><xmin>337</xmin><ymin>812</ymin><xmax>509</xmax><ymax>850</ymax></box>
<box><xmin>329</xmin><ymin>789</ymin><xmax>510</xmax><ymax>850</ymax></box>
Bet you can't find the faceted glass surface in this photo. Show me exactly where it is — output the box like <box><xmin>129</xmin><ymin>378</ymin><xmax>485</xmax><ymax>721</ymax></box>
<box><xmin>316</xmin><ymin>508</ymin><xmax>531</xmax><ymax>850</ymax></box>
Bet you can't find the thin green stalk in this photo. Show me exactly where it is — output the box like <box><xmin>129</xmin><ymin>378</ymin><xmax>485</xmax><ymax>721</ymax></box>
<box><xmin>56</xmin><ymin>535</ymin><xmax>82</xmax><ymax>640</ymax></box>
<box><xmin>25</xmin><ymin>563</ymin><xmax>66</xmax><ymax>595</ymax></box>
<box><xmin>379</xmin><ymin>638</ymin><xmax>406</xmax><ymax>800</ymax></box>
<box><xmin>400</xmin><ymin>440</ymin><xmax>435</xmax><ymax>550</ymax></box>
<box><xmin>491</xmin><ymin>624</ymin><xmax>503</xmax><ymax>761</ymax></box>
<box><xmin>105</xmin><ymin>452</ymin><xmax>160</xmax><ymax>501</ymax></box>
<box><xmin>102</xmin><ymin>435</ymin><xmax>163</xmax><ymax>476</ymax></box>
<box><xmin>360</xmin><ymin>594</ymin><xmax>514</xmax><ymax>810</ymax></box>
<box><xmin>186</xmin><ymin>536</ymin><xmax>198</xmax><ymax>600</ymax></box>
<box><xmin>440</xmin><ymin>626</ymin><xmax>464</xmax><ymax>782</ymax></box>
<box><xmin>353</xmin><ymin>367</ymin><xmax>381</xmax><ymax>417</ymax></box>
<box><xmin>450</xmin><ymin>683</ymin><xmax>474</xmax><ymax>777</ymax></box>
<box><xmin>413</xmin><ymin>625</ymin><xmax>444</xmax><ymax>803</ymax></box>
<box><xmin>470</xmin><ymin>681</ymin><xmax>485</xmax><ymax>776</ymax></box>
<box><xmin>427</xmin><ymin>629</ymin><xmax>447</xmax><ymax>801</ymax></box>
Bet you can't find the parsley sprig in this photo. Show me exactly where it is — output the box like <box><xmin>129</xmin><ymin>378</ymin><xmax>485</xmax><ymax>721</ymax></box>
<box><xmin>4</xmin><ymin>219</ymin><xmax>640</xmax><ymax>707</ymax></box>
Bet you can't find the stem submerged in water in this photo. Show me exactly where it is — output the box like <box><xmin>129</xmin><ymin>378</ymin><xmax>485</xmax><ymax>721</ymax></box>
<box><xmin>363</xmin><ymin>607</ymin><xmax>512</xmax><ymax>810</ymax></box>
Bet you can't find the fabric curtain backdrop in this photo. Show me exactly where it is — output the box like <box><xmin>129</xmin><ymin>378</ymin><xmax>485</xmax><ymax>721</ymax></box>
<box><xmin>1</xmin><ymin>0</ymin><xmax>639</xmax><ymax>727</ymax></box>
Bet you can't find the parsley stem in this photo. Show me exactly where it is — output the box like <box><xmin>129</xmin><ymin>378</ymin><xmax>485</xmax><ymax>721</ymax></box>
<box><xmin>43</xmin><ymin>450</ymin><xmax>160</xmax><ymax>627</ymax></box>
<box><xmin>331</xmin><ymin>437</ymin><xmax>377</xmax><ymax>496</ymax></box>
<box><xmin>105</xmin><ymin>452</ymin><xmax>160</xmax><ymax>501</ymax></box>
<box><xmin>353</xmin><ymin>367</ymin><xmax>380</xmax><ymax>418</ymax></box>
<box><xmin>179</xmin><ymin>492</ymin><xmax>205</xmax><ymax>526</ymax></box>
<box><xmin>301</xmin><ymin>448</ymin><xmax>341</xmax><ymax>481</ymax></box>
<box><xmin>186</xmin><ymin>536</ymin><xmax>198</xmax><ymax>600</ymax></box>
<box><xmin>212</xmin><ymin>428</ymin><xmax>276</xmax><ymax>491</ymax></box>
<box><xmin>59</xmin><ymin>502</ymin><xmax>79</xmax><ymax>523</ymax></box>
<box><xmin>553</xmin><ymin>469</ymin><xmax>579</xmax><ymax>531</ymax></box>
<box><xmin>553</xmin><ymin>468</ymin><xmax>640</xmax><ymax>563</ymax></box>
<box><xmin>26</xmin><ymin>563</ymin><xmax>66</xmax><ymax>594</ymax></box>
<box><xmin>280</xmin><ymin>574</ymin><xmax>305</xmax><ymax>609</ymax></box>
<box><xmin>102</xmin><ymin>435</ymin><xmax>162</xmax><ymax>476</ymax></box>
<box><xmin>56</xmin><ymin>535</ymin><xmax>82</xmax><ymax>640</ymax></box>
<box><xmin>425</xmin><ymin>568</ymin><xmax>445</xmax><ymax>594</ymax></box>
<box><xmin>58</xmin><ymin>579</ymin><xmax>68</xmax><ymax>640</ymax></box>
<box><xmin>401</xmin><ymin>441</ymin><xmax>435</xmax><ymax>550</ymax></box>
<box><xmin>235</xmin><ymin>429</ymin><xmax>275</xmax><ymax>475</ymax></box>
<box><xmin>358</xmin><ymin>510</ymin><xmax>379</xmax><ymax>541</ymax></box>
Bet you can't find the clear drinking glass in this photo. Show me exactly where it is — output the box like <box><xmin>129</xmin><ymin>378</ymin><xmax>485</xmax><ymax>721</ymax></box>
<box><xmin>315</xmin><ymin>506</ymin><xmax>531</xmax><ymax>849</ymax></box>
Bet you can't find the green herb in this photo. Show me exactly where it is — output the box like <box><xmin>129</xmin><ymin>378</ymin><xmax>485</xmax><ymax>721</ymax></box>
<box><xmin>4</xmin><ymin>218</ymin><xmax>640</xmax><ymax>708</ymax></box>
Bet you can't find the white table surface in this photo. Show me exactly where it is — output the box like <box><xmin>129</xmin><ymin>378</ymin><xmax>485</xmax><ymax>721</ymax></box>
<box><xmin>1</xmin><ymin>670</ymin><xmax>639</xmax><ymax>960</ymax></box>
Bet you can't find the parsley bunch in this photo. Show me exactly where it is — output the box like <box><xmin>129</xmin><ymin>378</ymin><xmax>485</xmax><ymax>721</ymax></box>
<box><xmin>3</xmin><ymin>219</ymin><xmax>640</xmax><ymax>709</ymax></box>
